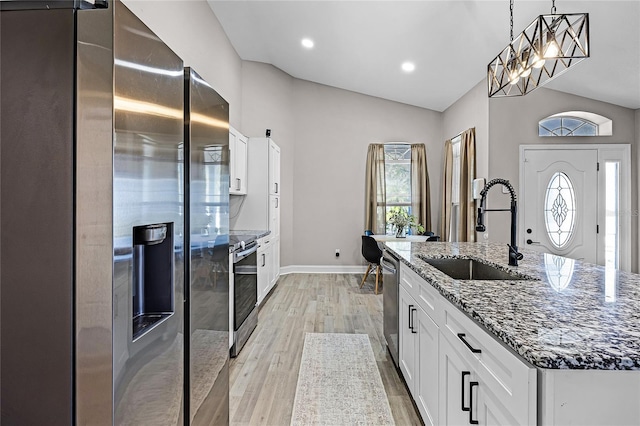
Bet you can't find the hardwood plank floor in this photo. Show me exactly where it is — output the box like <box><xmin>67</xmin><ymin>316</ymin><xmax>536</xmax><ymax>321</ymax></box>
<box><xmin>229</xmin><ymin>273</ymin><xmax>422</xmax><ymax>425</ymax></box>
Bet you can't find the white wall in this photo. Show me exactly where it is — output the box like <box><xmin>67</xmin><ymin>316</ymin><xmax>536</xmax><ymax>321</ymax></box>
<box><xmin>237</xmin><ymin>61</ymin><xmax>295</xmax><ymax>267</ymax></box>
<box><xmin>488</xmin><ymin>87</ymin><xmax>638</xmax><ymax>271</ymax></box>
<box><xmin>122</xmin><ymin>0</ymin><xmax>243</xmax><ymax>127</ymax></box>
<box><xmin>291</xmin><ymin>80</ymin><xmax>442</xmax><ymax>266</ymax></box>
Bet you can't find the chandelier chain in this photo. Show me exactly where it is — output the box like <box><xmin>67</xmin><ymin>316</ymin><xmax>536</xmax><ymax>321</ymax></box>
<box><xmin>510</xmin><ymin>0</ymin><xmax>514</xmax><ymax>42</ymax></box>
<box><xmin>551</xmin><ymin>0</ymin><xmax>557</xmax><ymax>14</ymax></box>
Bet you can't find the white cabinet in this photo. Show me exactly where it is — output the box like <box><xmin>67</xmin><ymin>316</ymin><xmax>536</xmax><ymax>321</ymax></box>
<box><xmin>232</xmin><ymin>137</ymin><xmax>281</xmax><ymax>282</ymax></box>
<box><xmin>398</xmin><ymin>263</ymin><xmax>536</xmax><ymax>426</ymax></box>
<box><xmin>269</xmin><ymin>140</ymin><xmax>280</xmax><ymax>195</ymax></box>
<box><xmin>399</xmin><ymin>286</ymin><xmax>418</xmax><ymax>392</ymax></box>
<box><xmin>415</xmin><ymin>308</ymin><xmax>439</xmax><ymax>426</ymax></box>
<box><xmin>270</xmin><ymin>236</ymin><xmax>280</xmax><ymax>287</ymax></box>
<box><xmin>399</xmin><ymin>267</ymin><xmax>439</xmax><ymax>426</ymax></box>
<box><xmin>229</xmin><ymin>126</ymin><xmax>247</xmax><ymax>195</ymax></box>
<box><xmin>439</xmin><ymin>335</ymin><xmax>475</xmax><ymax>426</ymax></box>
<box><xmin>257</xmin><ymin>235</ymin><xmax>279</xmax><ymax>305</ymax></box>
<box><xmin>257</xmin><ymin>236</ymin><xmax>272</xmax><ymax>305</ymax></box>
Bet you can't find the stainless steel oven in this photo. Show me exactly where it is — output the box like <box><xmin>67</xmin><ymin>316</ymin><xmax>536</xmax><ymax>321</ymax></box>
<box><xmin>230</xmin><ymin>237</ymin><xmax>259</xmax><ymax>357</ymax></box>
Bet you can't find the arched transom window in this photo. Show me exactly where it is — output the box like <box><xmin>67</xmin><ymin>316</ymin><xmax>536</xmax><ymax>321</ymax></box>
<box><xmin>539</xmin><ymin>111</ymin><xmax>612</xmax><ymax>137</ymax></box>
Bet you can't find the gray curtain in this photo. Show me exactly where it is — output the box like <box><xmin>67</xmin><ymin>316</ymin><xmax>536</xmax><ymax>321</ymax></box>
<box><xmin>364</xmin><ymin>144</ymin><xmax>386</xmax><ymax>234</ymax></box>
<box><xmin>458</xmin><ymin>128</ymin><xmax>476</xmax><ymax>242</ymax></box>
<box><xmin>440</xmin><ymin>140</ymin><xmax>453</xmax><ymax>241</ymax></box>
<box><xmin>410</xmin><ymin>144</ymin><xmax>431</xmax><ymax>232</ymax></box>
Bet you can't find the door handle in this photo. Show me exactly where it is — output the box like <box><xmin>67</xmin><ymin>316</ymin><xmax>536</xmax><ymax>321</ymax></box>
<box><xmin>236</xmin><ymin>178</ymin><xmax>241</xmax><ymax>190</ymax></box>
<box><xmin>457</xmin><ymin>333</ymin><xmax>482</xmax><ymax>354</ymax></box>
<box><xmin>408</xmin><ymin>304</ymin><xmax>414</xmax><ymax>331</ymax></box>
<box><xmin>275</xmin><ymin>182</ymin><xmax>279</xmax><ymax>193</ymax></box>
<box><xmin>275</xmin><ymin>198</ymin><xmax>279</xmax><ymax>208</ymax></box>
<box><xmin>526</xmin><ymin>239</ymin><xmax>540</xmax><ymax>245</ymax></box>
<box><xmin>461</xmin><ymin>371</ymin><xmax>470</xmax><ymax>411</ymax></box>
<box><xmin>469</xmin><ymin>381</ymin><xmax>479</xmax><ymax>425</ymax></box>
<box><xmin>410</xmin><ymin>307</ymin><xmax>417</xmax><ymax>334</ymax></box>
<box><xmin>262</xmin><ymin>253</ymin><xmax>266</xmax><ymax>267</ymax></box>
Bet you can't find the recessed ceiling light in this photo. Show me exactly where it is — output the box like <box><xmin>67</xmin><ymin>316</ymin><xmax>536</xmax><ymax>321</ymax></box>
<box><xmin>301</xmin><ymin>38</ymin><xmax>314</xmax><ymax>49</ymax></box>
<box><xmin>402</xmin><ymin>62</ymin><xmax>415</xmax><ymax>73</ymax></box>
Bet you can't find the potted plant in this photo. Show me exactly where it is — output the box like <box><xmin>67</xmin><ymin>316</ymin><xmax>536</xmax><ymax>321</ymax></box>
<box><xmin>387</xmin><ymin>207</ymin><xmax>424</xmax><ymax>238</ymax></box>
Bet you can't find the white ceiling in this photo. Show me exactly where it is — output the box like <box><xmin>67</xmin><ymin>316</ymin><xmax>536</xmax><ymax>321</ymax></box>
<box><xmin>208</xmin><ymin>1</ymin><xmax>640</xmax><ymax>112</ymax></box>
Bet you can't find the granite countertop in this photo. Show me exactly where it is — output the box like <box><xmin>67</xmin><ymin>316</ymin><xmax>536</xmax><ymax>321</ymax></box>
<box><xmin>384</xmin><ymin>241</ymin><xmax>640</xmax><ymax>370</ymax></box>
<box><xmin>229</xmin><ymin>229</ymin><xmax>270</xmax><ymax>239</ymax></box>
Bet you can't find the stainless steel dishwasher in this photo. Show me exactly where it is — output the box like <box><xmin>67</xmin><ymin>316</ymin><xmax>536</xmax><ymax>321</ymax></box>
<box><xmin>382</xmin><ymin>249</ymin><xmax>400</xmax><ymax>369</ymax></box>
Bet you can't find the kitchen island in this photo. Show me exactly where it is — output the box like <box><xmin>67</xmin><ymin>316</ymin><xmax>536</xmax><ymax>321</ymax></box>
<box><xmin>384</xmin><ymin>241</ymin><xmax>640</xmax><ymax>426</ymax></box>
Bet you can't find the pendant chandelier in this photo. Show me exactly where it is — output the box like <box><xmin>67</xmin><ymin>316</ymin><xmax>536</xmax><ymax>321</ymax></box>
<box><xmin>487</xmin><ymin>0</ymin><xmax>589</xmax><ymax>98</ymax></box>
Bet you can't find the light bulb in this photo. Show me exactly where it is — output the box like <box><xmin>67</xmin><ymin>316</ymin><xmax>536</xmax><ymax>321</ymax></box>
<box><xmin>509</xmin><ymin>68</ymin><xmax>520</xmax><ymax>85</ymax></box>
<box><xmin>519</xmin><ymin>66</ymin><xmax>531</xmax><ymax>78</ymax></box>
<box><xmin>532</xmin><ymin>53</ymin><xmax>545</xmax><ymax>68</ymax></box>
<box><xmin>544</xmin><ymin>38</ymin><xmax>560</xmax><ymax>58</ymax></box>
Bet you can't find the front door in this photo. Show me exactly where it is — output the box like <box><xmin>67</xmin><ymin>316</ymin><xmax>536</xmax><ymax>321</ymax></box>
<box><xmin>521</xmin><ymin>149</ymin><xmax>598</xmax><ymax>263</ymax></box>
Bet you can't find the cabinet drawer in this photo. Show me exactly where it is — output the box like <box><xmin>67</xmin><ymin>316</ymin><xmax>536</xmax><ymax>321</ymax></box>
<box><xmin>401</xmin><ymin>265</ymin><xmax>443</xmax><ymax>325</ymax></box>
<box><xmin>442</xmin><ymin>304</ymin><xmax>536</xmax><ymax>426</ymax></box>
<box><xmin>258</xmin><ymin>236</ymin><xmax>271</xmax><ymax>250</ymax></box>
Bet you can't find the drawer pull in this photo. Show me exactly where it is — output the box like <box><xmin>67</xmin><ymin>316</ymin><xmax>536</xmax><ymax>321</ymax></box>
<box><xmin>461</xmin><ymin>371</ymin><xmax>470</xmax><ymax>411</ymax></box>
<box><xmin>458</xmin><ymin>333</ymin><xmax>482</xmax><ymax>354</ymax></box>
<box><xmin>469</xmin><ymin>381</ymin><xmax>479</xmax><ymax>425</ymax></box>
<box><xmin>410</xmin><ymin>307</ymin><xmax>417</xmax><ymax>334</ymax></box>
<box><xmin>408</xmin><ymin>304</ymin><xmax>414</xmax><ymax>331</ymax></box>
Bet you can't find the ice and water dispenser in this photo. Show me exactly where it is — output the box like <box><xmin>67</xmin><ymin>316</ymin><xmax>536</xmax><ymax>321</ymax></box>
<box><xmin>132</xmin><ymin>223</ymin><xmax>174</xmax><ymax>341</ymax></box>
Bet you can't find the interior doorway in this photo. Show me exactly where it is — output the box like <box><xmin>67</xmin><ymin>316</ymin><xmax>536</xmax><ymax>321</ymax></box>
<box><xmin>520</xmin><ymin>144</ymin><xmax>631</xmax><ymax>271</ymax></box>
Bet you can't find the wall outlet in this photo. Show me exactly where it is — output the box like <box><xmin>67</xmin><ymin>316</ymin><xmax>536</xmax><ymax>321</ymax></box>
<box><xmin>335</xmin><ymin>249</ymin><xmax>340</xmax><ymax>258</ymax></box>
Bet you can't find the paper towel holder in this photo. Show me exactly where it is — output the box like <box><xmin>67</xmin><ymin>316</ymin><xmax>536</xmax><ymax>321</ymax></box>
<box><xmin>472</xmin><ymin>178</ymin><xmax>486</xmax><ymax>200</ymax></box>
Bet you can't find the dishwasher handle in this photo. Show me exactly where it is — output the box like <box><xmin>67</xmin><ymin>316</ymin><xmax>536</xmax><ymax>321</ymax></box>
<box><xmin>381</xmin><ymin>257</ymin><xmax>397</xmax><ymax>274</ymax></box>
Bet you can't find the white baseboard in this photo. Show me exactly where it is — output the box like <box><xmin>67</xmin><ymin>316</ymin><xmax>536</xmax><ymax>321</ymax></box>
<box><xmin>279</xmin><ymin>265</ymin><xmax>368</xmax><ymax>275</ymax></box>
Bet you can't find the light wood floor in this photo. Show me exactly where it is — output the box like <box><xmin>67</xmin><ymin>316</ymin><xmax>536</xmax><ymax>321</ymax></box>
<box><xmin>229</xmin><ymin>273</ymin><xmax>422</xmax><ymax>425</ymax></box>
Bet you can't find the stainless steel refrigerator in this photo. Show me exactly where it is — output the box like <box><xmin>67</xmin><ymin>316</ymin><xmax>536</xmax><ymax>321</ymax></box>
<box><xmin>0</xmin><ymin>1</ymin><xmax>229</xmax><ymax>424</ymax></box>
<box><xmin>184</xmin><ymin>67</ymin><xmax>230</xmax><ymax>425</ymax></box>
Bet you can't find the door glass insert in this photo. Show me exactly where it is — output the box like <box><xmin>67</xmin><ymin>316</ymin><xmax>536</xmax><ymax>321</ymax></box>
<box><xmin>605</xmin><ymin>162</ymin><xmax>620</xmax><ymax>269</ymax></box>
<box><xmin>544</xmin><ymin>172</ymin><xmax>576</xmax><ymax>248</ymax></box>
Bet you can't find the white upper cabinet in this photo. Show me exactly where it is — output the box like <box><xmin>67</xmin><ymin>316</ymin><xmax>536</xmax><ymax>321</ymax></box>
<box><xmin>229</xmin><ymin>126</ymin><xmax>247</xmax><ymax>195</ymax></box>
<box><xmin>269</xmin><ymin>140</ymin><xmax>280</xmax><ymax>196</ymax></box>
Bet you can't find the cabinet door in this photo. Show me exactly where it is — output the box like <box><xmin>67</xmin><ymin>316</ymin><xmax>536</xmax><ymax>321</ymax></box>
<box><xmin>270</xmin><ymin>237</ymin><xmax>280</xmax><ymax>288</ymax></box>
<box><xmin>269</xmin><ymin>195</ymin><xmax>280</xmax><ymax>238</ymax></box>
<box><xmin>269</xmin><ymin>141</ymin><xmax>280</xmax><ymax>195</ymax></box>
<box><xmin>229</xmin><ymin>128</ymin><xmax>248</xmax><ymax>195</ymax></box>
<box><xmin>416</xmin><ymin>308</ymin><xmax>439</xmax><ymax>426</ymax></box>
<box><xmin>235</xmin><ymin>133</ymin><xmax>248</xmax><ymax>194</ymax></box>
<box><xmin>257</xmin><ymin>246</ymin><xmax>270</xmax><ymax>305</ymax></box>
<box><xmin>476</xmin><ymin>384</ymin><xmax>518</xmax><ymax>426</ymax></box>
<box><xmin>399</xmin><ymin>286</ymin><xmax>417</xmax><ymax>392</ymax></box>
<box><xmin>229</xmin><ymin>130</ymin><xmax>237</xmax><ymax>192</ymax></box>
<box><xmin>439</xmin><ymin>335</ymin><xmax>477</xmax><ymax>426</ymax></box>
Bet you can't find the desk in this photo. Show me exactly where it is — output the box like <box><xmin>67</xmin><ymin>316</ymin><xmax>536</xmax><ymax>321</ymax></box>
<box><xmin>371</xmin><ymin>234</ymin><xmax>428</xmax><ymax>243</ymax></box>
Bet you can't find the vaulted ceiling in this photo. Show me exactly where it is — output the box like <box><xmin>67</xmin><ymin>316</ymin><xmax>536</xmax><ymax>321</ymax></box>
<box><xmin>208</xmin><ymin>1</ymin><xmax>640</xmax><ymax>112</ymax></box>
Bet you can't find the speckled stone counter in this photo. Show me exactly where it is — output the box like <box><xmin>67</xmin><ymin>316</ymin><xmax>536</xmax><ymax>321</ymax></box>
<box><xmin>384</xmin><ymin>241</ymin><xmax>640</xmax><ymax>370</ymax></box>
<box><xmin>230</xmin><ymin>229</ymin><xmax>270</xmax><ymax>240</ymax></box>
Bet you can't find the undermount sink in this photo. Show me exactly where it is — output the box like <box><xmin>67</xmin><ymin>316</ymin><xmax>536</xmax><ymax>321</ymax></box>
<box><xmin>420</xmin><ymin>257</ymin><xmax>532</xmax><ymax>281</ymax></box>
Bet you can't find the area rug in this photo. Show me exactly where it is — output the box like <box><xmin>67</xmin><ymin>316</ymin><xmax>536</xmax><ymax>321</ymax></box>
<box><xmin>290</xmin><ymin>333</ymin><xmax>395</xmax><ymax>426</ymax></box>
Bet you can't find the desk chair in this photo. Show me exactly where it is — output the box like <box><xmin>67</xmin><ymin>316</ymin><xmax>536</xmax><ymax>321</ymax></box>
<box><xmin>360</xmin><ymin>235</ymin><xmax>383</xmax><ymax>294</ymax></box>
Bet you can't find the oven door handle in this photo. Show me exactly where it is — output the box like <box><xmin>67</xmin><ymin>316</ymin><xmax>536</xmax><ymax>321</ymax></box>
<box><xmin>234</xmin><ymin>244</ymin><xmax>258</xmax><ymax>261</ymax></box>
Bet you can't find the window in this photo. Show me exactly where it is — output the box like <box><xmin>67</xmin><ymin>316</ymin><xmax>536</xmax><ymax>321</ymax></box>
<box><xmin>384</xmin><ymin>144</ymin><xmax>411</xmax><ymax>233</ymax></box>
<box><xmin>449</xmin><ymin>136</ymin><xmax>461</xmax><ymax>241</ymax></box>
<box><xmin>539</xmin><ymin>116</ymin><xmax>597</xmax><ymax>136</ymax></box>
<box><xmin>544</xmin><ymin>172</ymin><xmax>576</xmax><ymax>249</ymax></box>
<box><xmin>538</xmin><ymin>111</ymin><xmax>612</xmax><ymax>137</ymax></box>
